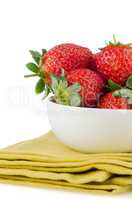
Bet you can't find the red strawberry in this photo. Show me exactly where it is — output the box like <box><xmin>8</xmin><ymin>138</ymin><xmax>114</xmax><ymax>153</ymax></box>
<box><xmin>95</xmin><ymin>36</ymin><xmax>132</xmax><ymax>85</ymax></box>
<box><xmin>67</xmin><ymin>68</ymin><xmax>105</xmax><ymax>107</ymax></box>
<box><xmin>42</xmin><ymin>43</ymin><xmax>95</xmax><ymax>76</ymax></box>
<box><xmin>25</xmin><ymin>44</ymin><xmax>95</xmax><ymax>96</ymax></box>
<box><xmin>99</xmin><ymin>92</ymin><xmax>131</xmax><ymax>109</ymax></box>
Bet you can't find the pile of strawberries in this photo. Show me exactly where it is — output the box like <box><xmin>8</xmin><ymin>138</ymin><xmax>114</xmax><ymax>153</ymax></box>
<box><xmin>25</xmin><ymin>36</ymin><xmax>132</xmax><ymax>109</ymax></box>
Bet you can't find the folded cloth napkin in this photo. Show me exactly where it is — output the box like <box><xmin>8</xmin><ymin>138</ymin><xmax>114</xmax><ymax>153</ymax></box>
<box><xmin>0</xmin><ymin>131</ymin><xmax>132</xmax><ymax>194</ymax></box>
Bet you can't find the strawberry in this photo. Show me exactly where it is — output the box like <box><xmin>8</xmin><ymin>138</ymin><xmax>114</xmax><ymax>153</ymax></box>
<box><xmin>99</xmin><ymin>75</ymin><xmax>132</xmax><ymax>109</ymax></box>
<box><xmin>66</xmin><ymin>68</ymin><xmax>105</xmax><ymax>107</ymax></box>
<box><xmin>42</xmin><ymin>43</ymin><xmax>95</xmax><ymax>76</ymax></box>
<box><xmin>99</xmin><ymin>91</ymin><xmax>131</xmax><ymax>109</ymax></box>
<box><xmin>25</xmin><ymin>44</ymin><xmax>94</xmax><ymax>96</ymax></box>
<box><xmin>95</xmin><ymin>36</ymin><xmax>132</xmax><ymax>85</ymax></box>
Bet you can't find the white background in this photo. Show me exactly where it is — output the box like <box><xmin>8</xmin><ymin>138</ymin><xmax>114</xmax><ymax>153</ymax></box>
<box><xmin>0</xmin><ymin>0</ymin><xmax>132</xmax><ymax>199</ymax></box>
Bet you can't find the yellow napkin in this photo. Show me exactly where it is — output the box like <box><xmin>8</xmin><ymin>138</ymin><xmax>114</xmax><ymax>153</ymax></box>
<box><xmin>0</xmin><ymin>131</ymin><xmax>132</xmax><ymax>194</ymax></box>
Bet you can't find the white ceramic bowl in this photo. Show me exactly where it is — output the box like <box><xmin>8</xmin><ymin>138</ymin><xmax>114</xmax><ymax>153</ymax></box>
<box><xmin>47</xmin><ymin>98</ymin><xmax>132</xmax><ymax>153</ymax></box>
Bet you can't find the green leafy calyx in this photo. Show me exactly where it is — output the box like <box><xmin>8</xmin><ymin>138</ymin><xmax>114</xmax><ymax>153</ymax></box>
<box><xmin>24</xmin><ymin>49</ymin><xmax>51</xmax><ymax>96</ymax></box>
<box><xmin>126</xmin><ymin>75</ymin><xmax>132</xmax><ymax>89</ymax></box>
<box><xmin>107</xmin><ymin>75</ymin><xmax>132</xmax><ymax>91</ymax></box>
<box><xmin>100</xmin><ymin>35</ymin><xmax>132</xmax><ymax>50</ymax></box>
<box><xmin>107</xmin><ymin>79</ymin><xmax>122</xmax><ymax>91</ymax></box>
<box><xmin>107</xmin><ymin>34</ymin><xmax>122</xmax><ymax>46</ymax></box>
<box><xmin>51</xmin><ymin>74</ymin><xmax>81</xmax><ymax>106</ymax></box>
<box><xmin>106</xmin><ymin>76</ymin><xmax>132</xmax><ymax>105</ymax></box>
<box><xmin>35</xmin><ymin>79</ymin><xmax>45</xmax><ymax>94</ymax></box>
<box><xmin>113</xmin><ymin>88</ymin><xmax>132</xmax><ymax>105</ymax></box>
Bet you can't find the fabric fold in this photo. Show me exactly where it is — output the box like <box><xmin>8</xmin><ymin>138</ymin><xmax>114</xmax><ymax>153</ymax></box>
<box><xmin>0</xmin><ymin>131</ymin><xmax>132</xmax><ymax>194</ymax></box>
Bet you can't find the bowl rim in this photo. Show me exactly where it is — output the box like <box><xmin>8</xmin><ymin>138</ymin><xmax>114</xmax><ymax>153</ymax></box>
<box><xmin>47</xmin><ymin>97</ymin><xmax>132</xmax><ymax>113</ymax></box>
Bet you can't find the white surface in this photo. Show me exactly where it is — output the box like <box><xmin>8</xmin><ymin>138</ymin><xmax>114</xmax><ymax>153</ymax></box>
<box><xmin>0</xmin><ymin>0</ymin><xmax>132</xmax><ymax>199</ymax></box>
<box><xmin>47</xmin><ymin>99</ymin><xmax>132</xmax><ymax>153</ymax></box>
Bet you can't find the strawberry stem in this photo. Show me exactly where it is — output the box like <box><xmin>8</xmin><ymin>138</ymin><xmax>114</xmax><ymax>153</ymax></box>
<box><xmin>113</xmin><ymin>34</ymin><xmax>117</xmax><ymax>44</ymax></box>
<box><xmin>24</xmin><ymin>74</ymin><xmax>39</xmax><ymax>78</ymax></box>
